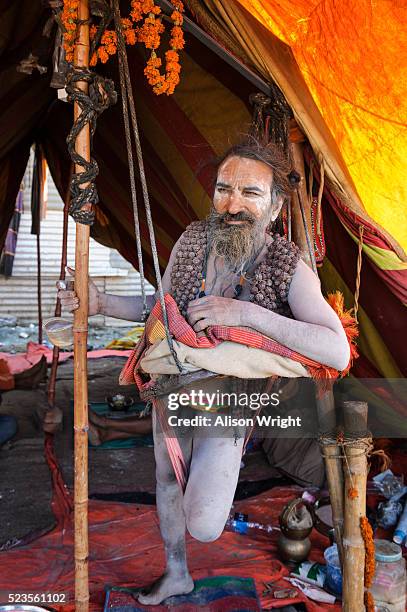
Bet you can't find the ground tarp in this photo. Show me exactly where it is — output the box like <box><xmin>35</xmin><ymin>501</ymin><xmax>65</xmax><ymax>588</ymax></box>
<box><xmin>0</xmin><ymin>486</ymin><xmax>340</xmax><ymax>611</ymax></box>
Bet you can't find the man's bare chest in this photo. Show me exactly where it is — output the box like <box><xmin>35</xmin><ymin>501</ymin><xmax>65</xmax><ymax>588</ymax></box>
<box><xmin>204</xmin><ymin>250</ymin><xmax>268</xmax><ymax>301</ymax></box>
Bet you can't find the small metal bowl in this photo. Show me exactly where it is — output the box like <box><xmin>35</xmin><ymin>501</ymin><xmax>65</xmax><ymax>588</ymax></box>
<box><xmin>43</xmin><ymin>317</ymin><xmax>73</xmax><ymax>348</ymax></box>
<box><xmin>106</xmin><ymin>394</ymin><xmax>134</xmax><ymax>411</ymax></box>
<box><xmin>313</xmin><ymin>496</ymin><xmax>335</xmax><ymax>542</ymax></box>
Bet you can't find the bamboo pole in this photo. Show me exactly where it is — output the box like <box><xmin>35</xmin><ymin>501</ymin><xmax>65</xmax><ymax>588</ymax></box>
<box><xmin>342</xmin><ymin>401</ymin><xmax>369</xmax><ymax>612</ymax></box>
<box><xmin>73</xmin><ymin>2</ymin><xmax>91</xmax><ymax>610</ymax></box>
<box><xmin>317</xmin><ymin>391</ymin><xmax>345</xmax><ymax>566</ymax></box>
<box><xmin>290</xmin><ymin>141</ymin><xmax>317</xmax><ymax>272</ymax></box>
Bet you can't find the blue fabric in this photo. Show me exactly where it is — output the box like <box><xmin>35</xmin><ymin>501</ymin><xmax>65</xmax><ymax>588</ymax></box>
<box><xmin>0</xmin><ymin>414</ymin><xmax>17</xmax><ymax>446</ymax></box>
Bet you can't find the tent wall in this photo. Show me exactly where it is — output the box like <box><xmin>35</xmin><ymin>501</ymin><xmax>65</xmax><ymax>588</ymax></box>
<box><xmin>233</xmin><ymin>0</ymin><xmax>407</xmax><ymax>257</ymax></box>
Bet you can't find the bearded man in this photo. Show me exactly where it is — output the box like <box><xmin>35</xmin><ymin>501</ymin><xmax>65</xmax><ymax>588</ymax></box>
<box><xmin>58</xmin><ymin>139</ymin><xmax>350</xmax><ymax>604</ymax></box>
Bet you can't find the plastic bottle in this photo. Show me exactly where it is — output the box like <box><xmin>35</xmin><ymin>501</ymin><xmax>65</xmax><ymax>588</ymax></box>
<box><xmin>377</xmin><ymin>500</ymin><xmax>403</xmax><ymax>529</ymax></box>
<box><xmin>225</xmin><ymin>512</ymin><xmax>275</xmax><ymax>535</ymax></box>
<box><xmin>370</xmin><ymin>539</ymin><xmax>406</xmax><ymax>612</ymax></box>
<box><xmin>393</xmin><ymin>499</ymin><xmax>407</xmax><ymax>545</ymax></box>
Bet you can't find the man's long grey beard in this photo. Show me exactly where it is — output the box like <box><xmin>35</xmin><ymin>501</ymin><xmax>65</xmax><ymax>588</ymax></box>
<box><xmin>207</xmin><ymin>208</ymin><xmax>270</xmax><ymax>270</ymax></box>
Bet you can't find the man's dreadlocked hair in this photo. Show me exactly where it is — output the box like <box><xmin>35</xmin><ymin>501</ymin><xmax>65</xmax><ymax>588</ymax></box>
<box><xmin>215</xmin><ymin>136</ymin><xmax>294</xmax><ymax>204</ymax></box>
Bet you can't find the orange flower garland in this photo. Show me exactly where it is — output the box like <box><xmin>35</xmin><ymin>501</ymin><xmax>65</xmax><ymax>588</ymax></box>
<box><xmin>143</xmin><ymin>0</ymin><xmax>185</xmax><ymax>95</ymax></box>
<box><xmin>61</xmin><ymin>0</ymin><xmax>79</xmax><ymax>63</ymax></box>
<box><xmin>360</xmin><ymin>515</ymin><xmax>375</xmax><ymax>612</ymax></box>
<box><xmin>90</xmin><ymin>19</ymin><xmax>138</xmax><ymax>66</ymax></box>
<box><xmin>59</xmin><ymin>0</ymin><xmax>185</xmax><ymax>94</ymax></box>
<box><xmin>360</xmin><ymin>516</ymin><xmax>375</xmax><ymax>587</ymax></box>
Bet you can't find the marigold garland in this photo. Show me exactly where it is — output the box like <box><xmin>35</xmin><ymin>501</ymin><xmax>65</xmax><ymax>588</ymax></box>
<box><xmin>61</xmin><ymin>0</ymin><xmax>79</xmax><ymax>63</ymax></box>
<box><xmin>143</xmin><ymin>0</ymin><xmax>185</xmax><ymax>95</ymax></box>
<box><xmin>347</xmin><ymin>487</ymin><xmax>359</xmax><ymax>499</ymax></box>
<box><xmin>360</xmin><ymin>516</ymin><xmax>375</xmax><ymax>587</ymax></box>
<box><xmin>61</xmin><ymin>0</ymin><xmax>185</xmax><ymax>95</ymax></box>
<box><xmin>364</xmin><ymin>591</ymin><xmax>375</xmax><ymax>612</ymax></box>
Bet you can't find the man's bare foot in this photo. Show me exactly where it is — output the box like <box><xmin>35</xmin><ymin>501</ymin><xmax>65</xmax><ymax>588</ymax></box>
<box><xmin>88</xmin><ymin>422</ymin><xmax>104</xmax><ymax>446</ymax></box>
<box><xmin>88</xmin><ymin>409</ymin><xmax>108</xmax><ymax>429</ymax></box>
<box><xmin>42</xmin><ymin>406</ymin><xmax>63</xmax><ymax>434</ymax></box>
<box><xmin>137</xmin><ymin>571</ymin><xmax>194</xmax><ymax>605</ymax></box>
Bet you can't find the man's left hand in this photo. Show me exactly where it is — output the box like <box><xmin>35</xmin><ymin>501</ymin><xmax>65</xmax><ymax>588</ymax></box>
<box><xmin>187</xmin><ymin>296</ymin><xmax>247</xmax><ymax>331</ymax></box>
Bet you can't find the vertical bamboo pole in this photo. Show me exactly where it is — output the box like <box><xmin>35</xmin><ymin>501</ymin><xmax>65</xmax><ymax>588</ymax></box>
<box><xmin>290</xmin><ymin>141</ymin><xmax>317</xmax><ymax>272</ymax></box>
<box><xmin>73</xmin><ymin>2</ymin><xmax>91</xmax><ymax>610</ymax></box>
<box><xmin>317</xmin><ymin>391</ymin><xmax>345</xmax><ymax>566</ymax></box>
<box><xmin>342</xmin><ymin>401</ymin><xmax>369</xmax><ymax>612</ymax></box>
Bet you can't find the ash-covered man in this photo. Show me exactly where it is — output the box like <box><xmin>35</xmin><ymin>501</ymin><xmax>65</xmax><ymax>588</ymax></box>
<box><xmin>58</xmin><ymin>140</ymin><xmax>350</xmax><ymax>604</ymax></box>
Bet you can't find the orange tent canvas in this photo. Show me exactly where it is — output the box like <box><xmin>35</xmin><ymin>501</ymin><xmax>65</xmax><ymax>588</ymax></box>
<box><xmin>236</xmin><ymin>0</ymin><xmax>407</xmax><ymax>253</ymax></box>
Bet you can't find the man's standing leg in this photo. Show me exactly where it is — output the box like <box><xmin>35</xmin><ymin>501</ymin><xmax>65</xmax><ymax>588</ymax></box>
<box><xmin>138</xmin><ymin>408</ymin><xmax>194</xmax><ymax>605</ymax></box>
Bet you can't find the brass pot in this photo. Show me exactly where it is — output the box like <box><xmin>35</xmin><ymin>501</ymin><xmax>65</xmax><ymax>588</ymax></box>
<box><xmin>279</xmin><ymin>498</ymin><xmax>314</xmax><ymax>540</ymax></box>
<box><xmin>278</xmin><ymin>498</ymin><xmax>314</xmax><ymax>562</ymax></box>
<box><xmin>277</xmin><ymin>532</ymin><xmax>311</xmax><ymax>562</ymax></box>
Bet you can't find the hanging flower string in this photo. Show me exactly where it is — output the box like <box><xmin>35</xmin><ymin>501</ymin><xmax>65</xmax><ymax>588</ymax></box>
<box><xmin>61</xmin><ymin>0</ymin><xmax>79</xmax><ymax>63</ymax></box>
<box><xmin>143</xmin><ymin>1</ymin><xmax>184</xmax><ymax>95</ymax></box>
<box><xmin>62</xmin><ymin>0</ymin><xmax>185</xmax><ymax>95</ymax></box>
<box><xmin>360</xmin><ymin>515</ymin><xmax>375</xmax><ymax>612</ymax></box>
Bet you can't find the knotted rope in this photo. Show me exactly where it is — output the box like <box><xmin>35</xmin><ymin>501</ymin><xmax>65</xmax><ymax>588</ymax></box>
<box><xmin>66</xmin><ymin>68</ymin><xmax>117</xmax><ymax>224</ymax></box>
<box><xmin>319</xmin><ymin>431</ymin><xmax>390</xmax><ymax>475</ymax></box>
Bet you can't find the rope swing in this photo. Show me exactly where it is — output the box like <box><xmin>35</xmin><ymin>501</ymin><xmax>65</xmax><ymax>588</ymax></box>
<box><xmin>112</xmin><ymin>0</ymin><xmax>184</xmax><ymax>372</ymax></box>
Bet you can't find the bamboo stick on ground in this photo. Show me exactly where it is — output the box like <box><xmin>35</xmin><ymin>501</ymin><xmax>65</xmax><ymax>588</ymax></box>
<box><xmin>342</xmin><ymin>401</ymin><xmax>369</xmax><ymax>612</ymax></box>
<box><xmin>73</xmin><ymin>2</ymin><xmax>91</xmax><ymax>610</ymax></box>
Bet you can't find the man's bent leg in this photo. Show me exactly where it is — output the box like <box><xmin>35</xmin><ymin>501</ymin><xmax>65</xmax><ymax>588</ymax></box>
<box><xmin>138</xmin><ymin>409</ymin><xmax>194</xmax><ymax>605</ymax></box>
<box><xmin>184</xmin><ymin>431</ymin><xmax>245</xmax><ymax>542</ymax></box>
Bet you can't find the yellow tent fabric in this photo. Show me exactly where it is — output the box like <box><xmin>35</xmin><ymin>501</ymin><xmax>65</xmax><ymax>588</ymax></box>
<box><xmin>234</xmin><ymin>0</ymin><xmax>407</xmax><ymax>253</ymax></box>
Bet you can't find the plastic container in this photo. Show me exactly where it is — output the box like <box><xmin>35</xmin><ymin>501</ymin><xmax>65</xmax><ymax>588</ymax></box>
<box><xmin>324</xmin><ymin>544</ymin><xmax>342</xmax><ymax>596</ymax></box>
<box><xmin>371</xmin><ymin>539</ymin><xmax>406</xmax><ymax>612</ymax></box>
<box><xmin>393</xmin><ymin>499</ymin><xmax>407</xmax><ymax>545</ymax></box>
<box><xmin>225</xmin><ymin>512</ymin><xmax>274</xmax><ymax>535</ymax></box>
<box><xmin>43</xmin><ymin>317</ymin><xmax>73</xmax><ymax>348</ymax></box>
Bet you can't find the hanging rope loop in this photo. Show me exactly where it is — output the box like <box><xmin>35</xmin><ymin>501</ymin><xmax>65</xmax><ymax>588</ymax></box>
<box><xmin>113</xmin><ymin>0</ymin><xmax>184</xmax><ymax>372</ymax></box>
<box><xmin>66</xmin><ymin>67</ymin><xmax>117</xmax><ymax>224</ymax></box>
<box><xmin>354</xmin><ymin>225</ymin><xmax>364</xmax><ymax>323</ymax></box>
<box><xmin>316</xmin><ymin>154</ymin><xmax>325</xmax><ymax>235</ymax></box>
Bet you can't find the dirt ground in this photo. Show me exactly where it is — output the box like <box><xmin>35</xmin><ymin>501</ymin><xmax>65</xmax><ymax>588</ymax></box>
<box><xmin>0</xmin><ymin>356</ymin><xmax>280</xmax><ymax>547</ymax></box>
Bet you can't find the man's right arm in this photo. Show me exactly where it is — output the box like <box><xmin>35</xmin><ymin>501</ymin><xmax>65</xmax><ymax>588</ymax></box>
<box><xmin>57</xmin><ymin>237</ymin><xmax>181</xmax><ymax>321</ymax></box>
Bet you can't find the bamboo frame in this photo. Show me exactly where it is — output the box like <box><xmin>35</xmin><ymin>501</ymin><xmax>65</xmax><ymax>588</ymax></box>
<box><xmin>73</xmin><ymin>2</ymin><xmax>91</xmax><ymax>610</ymax></box>
<box><xmin>342</xmin><ymin>401</ymin><xmax>369</xmax><ymax>612</ymax></box>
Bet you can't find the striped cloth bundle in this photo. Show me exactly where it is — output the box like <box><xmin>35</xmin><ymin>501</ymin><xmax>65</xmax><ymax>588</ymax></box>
<box><xmin>119</xmin><ymin>293</ymin><xmax>353</xmax><ymax>391</ymax></box>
